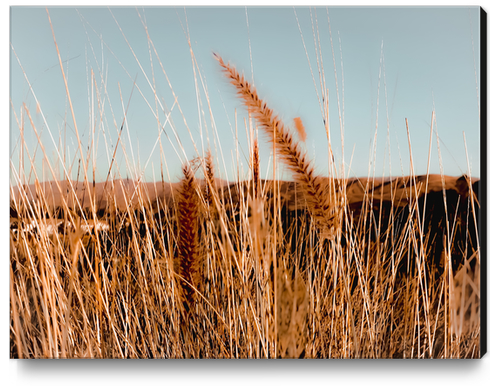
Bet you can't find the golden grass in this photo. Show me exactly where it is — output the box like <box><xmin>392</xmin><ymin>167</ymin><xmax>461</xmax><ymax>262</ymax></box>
<box><xmin>252</xmin><ymin>138</ymin><xmax>260</xmax><ymax>200</ymax></box>
<box><xmin>9</xmin><ymin>170</ymin><xmax>480</xmax><ymax>358</ymax></box>
<box><xmin>9</xmin><ymin>37</ymin><xmax>480</xmax><ymax>358</ymax></box>
<box><xmin>293</xmin><ymin>117</ymin><xmax>307</xmax><ymax>143</ymax></box>
<box><xmin>215</xmin><ymin>53</ymin><xmax>338</xmax><ymax>240</ymax></box>
<box><xmin>175</xmin><ymin>164</ymin><xmax>201</xmax><ymax>315</ymax></box>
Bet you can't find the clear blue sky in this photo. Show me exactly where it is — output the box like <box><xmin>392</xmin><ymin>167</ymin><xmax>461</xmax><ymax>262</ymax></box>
<box><xmin>9</xmin><ymin>6</ymin><xmax>481</xmax><ymax>184</ymax></box>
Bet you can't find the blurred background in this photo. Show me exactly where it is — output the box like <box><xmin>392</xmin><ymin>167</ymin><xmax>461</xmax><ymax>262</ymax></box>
<box><xmin>9</xmin><ymin>6</ymin><xmax>481</xmax><ymax>184</ymax></box>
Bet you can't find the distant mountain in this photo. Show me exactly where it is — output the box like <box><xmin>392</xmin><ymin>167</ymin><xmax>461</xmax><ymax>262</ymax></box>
<box><xmin>10</xmin><ymin>174</ymin><xmax>479</xmax><ymax>214</ymax></box>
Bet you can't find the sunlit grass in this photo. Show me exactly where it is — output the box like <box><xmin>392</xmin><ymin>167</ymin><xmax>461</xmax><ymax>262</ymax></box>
<box><xmin>9</xmin><ymin>8</ymin><xmax>480</xmax><ymax>359</ymax></box>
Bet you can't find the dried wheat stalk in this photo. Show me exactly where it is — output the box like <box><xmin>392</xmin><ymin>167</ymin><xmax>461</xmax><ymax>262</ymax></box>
<box><xmin>215</xmin><ymin>53</ymin><xmax>336</xmax><ymax>238</ymax></box>
<box><xmin>252</xmin><ymin>138</ymin><xmax>260</xmax><ymax>199</ymax></box>
<box><xmin>294</xmin><ymin>117</ymin><xmax>307</xmax><ymax>142</ymax></box>
<box><xmin>204</xmin><ymin>149</ymin><xmax>216</xmax><ymax>209</ymax></box>
<box><xmin>175</xmin><ymin>164</ymin><xmax>201</xmax><ymax>313</ymax></box>
<box><xmin>277</xmin><ymin>265</ymin><xmax>309</xmax><ymax>358</ymax></box>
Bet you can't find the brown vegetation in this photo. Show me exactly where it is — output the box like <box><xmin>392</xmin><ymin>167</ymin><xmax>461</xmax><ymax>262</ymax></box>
<box><xmin>9</xmin><ymin>53</ymin><xmax>480</xmax><ymax>359</ymax></box>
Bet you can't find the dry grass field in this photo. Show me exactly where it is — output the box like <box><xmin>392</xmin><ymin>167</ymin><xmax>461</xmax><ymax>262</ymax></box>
<box><xmin>9</xmin><ymin>10</ymin><xmax>481</xmax><ymax>358</ymax></box>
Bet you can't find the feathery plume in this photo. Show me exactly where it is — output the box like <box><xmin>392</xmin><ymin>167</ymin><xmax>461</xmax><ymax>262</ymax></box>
<box><xmin>214</xmin><ymin>53</ymin><xmax>336</xmax><ymax>238</ymax></box>
<box><xmin>175</xmin><ymin>164</ymin><xmax>201</xmax><ymax>312</ymax></box>
<box><xmin>204</xmin><ymin>149</ymin><xmax>216</xmax><ymax>209</ymax></box>
<box><xmin>293</xmin><ymin>117</ymin><xmax>307</xmax><ymax>142</ymax></box>
<box><xmin>252</xmin><ymin>138</ymin><xmax>260</xmax><ymax>199</ymax></box>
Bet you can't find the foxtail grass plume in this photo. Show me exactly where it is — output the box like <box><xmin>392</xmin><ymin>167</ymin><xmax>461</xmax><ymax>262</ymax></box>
<box><xmin>293</xmin><ymin>117</ymin><xmax>307</xmax><ymax>142</ymax></box>
<box><xmin>214</xmin><ymin>53</ymin><xmax>337</xmax><ymax>239</ymax></box>
<box><xmin>252</xmin><ymin>138</ymin><xmax>260</xmax><ymax>199</ymax></box>
<box><xmin>175</xmin><ymin>164</ymin><xmax>201</xmax><ymax>313</ymax></box>
<box><xmin>204</xmin><ymin>149</ymin><xmax>216</xmax><ymax>209</ymax></box>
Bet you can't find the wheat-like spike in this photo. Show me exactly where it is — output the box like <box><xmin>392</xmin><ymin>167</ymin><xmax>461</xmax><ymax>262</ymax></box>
<box><xmin>294</xmin><ymin>117</ymin><xmax>307</xmax><ymax>142</ymax></box>
<box><xmin>175</xmin><ymin>164</ymin><xmax>200</xmax><ymax>312</ymax></box>
<box><xmin>214</xmin><ymin>53</ymin><xmax>336</xmax><ymax>238</ymax></box>
<box><xmin>252</xmin><ymin>138</ymin><xmax>260</xmax><ymax>199</ymax></box>
<box><xmin>204</xmin><ymin>149</ymin><xmax>216</xmax><ymax>208</ymax></box>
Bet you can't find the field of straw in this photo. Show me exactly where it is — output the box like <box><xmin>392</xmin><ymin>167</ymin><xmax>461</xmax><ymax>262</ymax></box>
<box><xmin>9</xmin><ymin>11</ymin><xmax>481</xmax><ymax>359</ymax></box>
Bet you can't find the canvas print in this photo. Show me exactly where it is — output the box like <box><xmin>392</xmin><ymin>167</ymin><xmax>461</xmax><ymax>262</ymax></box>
<box><xmin>9</xmin><ymin>7</ymin><xmax>483</xmax><ymax>358</ymax></box>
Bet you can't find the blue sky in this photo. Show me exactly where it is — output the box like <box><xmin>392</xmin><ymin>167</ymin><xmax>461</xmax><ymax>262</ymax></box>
<box><xmin>9</xmin><ymin>6</ymin><xmax>481</xmax><ymax>184</ymax></box>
